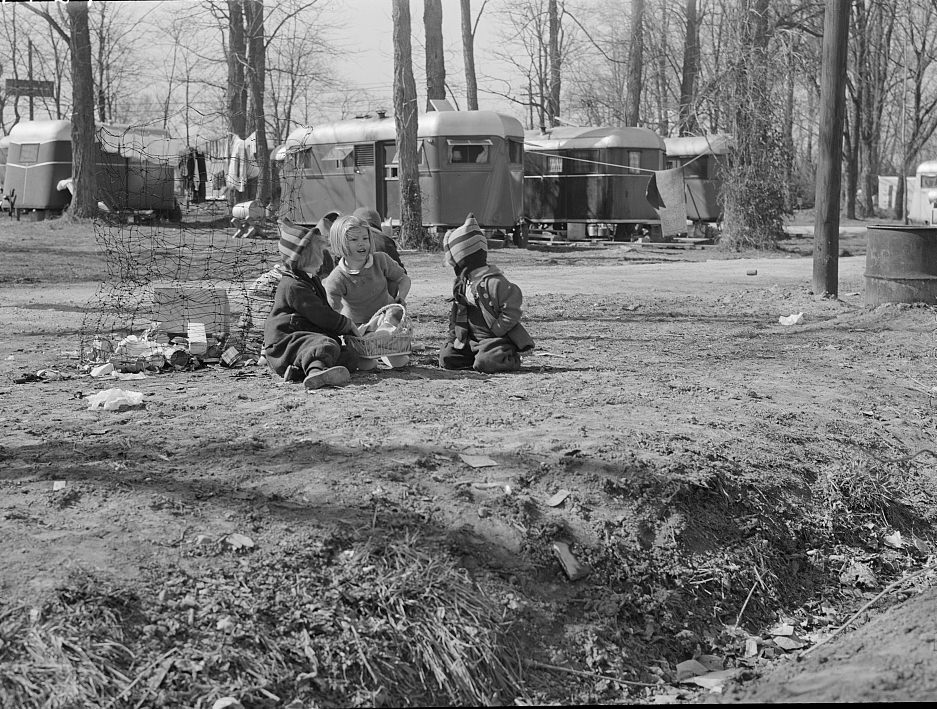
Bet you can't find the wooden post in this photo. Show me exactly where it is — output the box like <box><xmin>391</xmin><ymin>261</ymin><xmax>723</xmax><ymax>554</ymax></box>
<box><xmin>813</xmin><ymin>0</ymin><xmax>850</xmax><ymax>298</ymax></box>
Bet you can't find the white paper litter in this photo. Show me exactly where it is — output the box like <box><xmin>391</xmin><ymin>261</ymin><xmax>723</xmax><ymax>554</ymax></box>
<box><xmin>459</xmin><ymin>454</ymin><xmax>498</xmax><ymax>468</ymax></box>
<box><xmin>779</xmin><ymin>312</ymin><xmax>804</xmax><ymax>326</ymax></box>
<box><xmin>86</xmin><ymin>388</ymin><xmax>145</xmax><ymax>411</ymax></box>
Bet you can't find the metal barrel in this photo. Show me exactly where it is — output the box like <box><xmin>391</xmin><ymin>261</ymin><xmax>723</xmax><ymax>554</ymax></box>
<box><xmin>864</xmin><ymin>225</ymin><xmax>937</xmax><ymax>306</ymax></box>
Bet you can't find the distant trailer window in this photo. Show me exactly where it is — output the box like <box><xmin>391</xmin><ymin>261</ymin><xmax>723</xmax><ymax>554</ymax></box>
<box><xmin>384</xmin><ymin>143</ymin><xmax>399</xmax><ymax>179</ymax></box>
<box><xmin>19</xmin><ymin>143</ymin><xmax>40</xmax><ymax>164</ymax></box>
<box><xmin>682</xmin><ymin>156</ymin><xmax>707</xmax><ymax>179</ymax></box>
<box><xmin>323</xmin><ymin>145</ymin><xmax>353</xmax><ymax>169</ymax></box>
<box><xmin>447</xmin><ymin>139</ymin><xmax>492</xmax><ymax>164</ymax></box>
<box><xmin>628</xmin><ymin>150</ymin><xmax>641</xmax><ymax>174</ymax></box>
<box><xmin>547</xmin><ymin>156</ymin><xmax>563</xmax><ymax>174</ymax></box>
<box><xmin>922</xmin><ymin>174</ymin><xmax>937</xmax><ymax>188</ymax></box>
<box><xmin>508</xmin><ymin>138</ymin><xmax>523</xmax><ymax>164</ymax></box>
<box><xmin>566</xmin><ymin>149</ymin><xmax>598</xmax><ymax>174</ymax></box>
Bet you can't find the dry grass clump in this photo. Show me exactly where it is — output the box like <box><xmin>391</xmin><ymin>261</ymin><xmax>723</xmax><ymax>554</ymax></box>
<box><xmin>823</xmin><ymin>455</ymin><xmax>919</xmax><ymax>535</ymax></box>
<box><xmin>0</xmin><ymin>573</ymin><xmax>139</xmax><ymax>708</ymax></box>
<box><xmin>0</xmin><ymin>534</ymin><xmax>522</xmax><ymax>708</ymax></box>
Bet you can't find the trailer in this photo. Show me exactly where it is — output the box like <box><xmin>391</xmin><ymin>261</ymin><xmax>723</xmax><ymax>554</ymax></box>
<box><xmin>2</xmin><ymin>119</ymin><xmax>182</xmax><ymax>219</ymax></box>
<box><xmin>663</xmin><ymin>134</ymin><xmax>732</xmax><ymax>224</ymax></box>
<box><xmin>907</xmin><ymin>160</ymin><xmax>937</xmax><ymax>224</ymax></box>
<box><xmin>523</xmin><ymin>126</ymin><xmax>665</xmax><ymax>240</ymax></box>
<box><xmin>276</xmin><ymin>105</ymin><xmax>525</xmax><ymax>233</ymax></box>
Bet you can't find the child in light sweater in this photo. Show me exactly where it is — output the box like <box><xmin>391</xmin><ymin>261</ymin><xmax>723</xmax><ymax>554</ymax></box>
<box><xmin>323</xmin><ymin>215</ymin><xmax>412</xmax><ymax>369</ymax></box>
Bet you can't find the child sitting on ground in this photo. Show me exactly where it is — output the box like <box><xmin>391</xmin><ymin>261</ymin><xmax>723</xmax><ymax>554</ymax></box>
<box><xmin>439</xmin><ymin>213</ymin><xmax>534</xmax><ymax>373</ymax></box>
<box><xmin>324</xmin><ymin>215</ymin><xmax>412</xmax><ymax>370</ymax></box>
<box><xmin>352</xmin><ymin>206</ymin><xmax>406</xmax><ymax>271</ymax></box>
<box><xmin>263</xmin><ymin>218</ymin><xmax>361</xmax><ymax>390</ymax></box>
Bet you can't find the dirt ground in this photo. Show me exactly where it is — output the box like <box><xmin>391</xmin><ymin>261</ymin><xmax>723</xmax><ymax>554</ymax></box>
<box><xmin>1</xmin><ymin>217</ymin><xmax>936</xmax><ymax>706</ymax></box>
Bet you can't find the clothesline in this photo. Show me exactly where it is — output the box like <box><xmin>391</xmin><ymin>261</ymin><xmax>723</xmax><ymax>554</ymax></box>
<box><xmin>524</xmin><ymin>146</ymin><xmax>707</xmax><ymax>175</ymax></box>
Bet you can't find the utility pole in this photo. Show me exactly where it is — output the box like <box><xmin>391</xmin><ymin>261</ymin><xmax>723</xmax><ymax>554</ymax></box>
<box><xmin>813</xmin><ymin>0</ymin><xmax>850</xmax><ymax>298</ymax></box>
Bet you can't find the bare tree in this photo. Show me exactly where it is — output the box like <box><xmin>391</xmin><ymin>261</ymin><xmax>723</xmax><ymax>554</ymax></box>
<box><xmin>392</xmin><ymin>0</ymin><xmax>423</xmax><ymax>245</ymax></box>
<box><xmin>893</xmin><ymin>0</ymin><xmax>937</xmax><ymax>220</ymax></box>
<box><xmin>625</xmin><ymin>0</ymin><xmax>645</xmax><ymax>126</ymax></box>
<box><xmin>266</xmin><ymin>3</ymin><xmax>335</xmax><ymax>142</ymax></box>
<box><xmin>547</xmin><ymin>0</ymin><xmax>561</xmax><ymax>125</ymax></box>
<box><xmin>88</xmin><ymin>3</ymin><xmax>148</xmax><ymax>124</ymax></box>
<box><xmin>424</xmin><ymin>0</ymin><xmax>445</xmax><ymax>109</ymax></box>
<box><xmin>493</xmin><ymin>0</ymin><xmax>573</xmax><ymax>129</ymax></box>
<box><xmin>227</xmin><ymin>0</ymin><xmax>249</xmax><ymax>139</ymax></box>
<box><xmin>244</xmin><ymin>0</ymin><xmax>270</xmax><ymax>205</ymax></box>
<box><xmin>677</xmin><ymin>0</ymin><xmax>701</xmax><ymax>135</ymax></box>
<box><xmin>460</xmin><ymin>0</ymin><xmax>486</xmax><ymax>110</ymax></box>
<box><xmin>23</xmin><ymin>1</ymin><xmax>97</xmax><ymax>217</ymax></box>
<box><xmin>66</xmin><ymin>2</ymin><xmax>97</xmax><ymax>218</ymax></box>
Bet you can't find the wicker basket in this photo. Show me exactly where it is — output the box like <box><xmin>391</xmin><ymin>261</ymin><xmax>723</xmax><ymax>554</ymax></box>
<box><xmin>345</xmin><ymin>304</ymin><xmax>412</xmax><ymax>359</ymax></box>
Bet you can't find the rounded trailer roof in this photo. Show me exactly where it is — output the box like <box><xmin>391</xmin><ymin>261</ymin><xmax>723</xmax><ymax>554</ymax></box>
<box><xmin>917</xmin><ymin>160</ymin><xmax>937</xmax><ymax>175</ymax></box>
<box><xmin>9</xmin><ymin>119</ymin><xmax>72</xmax><ymax>143</ymax></box>
<box><xmin>524</xmin><ymin>126</ymin><xmax>665</xmax><ymax>151</ymax></box>
<box><xmin>664</xmin><ymin>134</ymin><xmax>733</xmax><ymax>157</ymax></box>
<box><xmin>284</xmin><ymin>110</ymin><xmax>524</xmax><ymax>151</ymax></box>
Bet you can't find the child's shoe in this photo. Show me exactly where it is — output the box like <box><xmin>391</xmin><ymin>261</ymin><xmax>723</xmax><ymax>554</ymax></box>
<box><xmin>303</xmin><ymin>365</ymin><xmax>351</xmax><ymax>390</ymax></box>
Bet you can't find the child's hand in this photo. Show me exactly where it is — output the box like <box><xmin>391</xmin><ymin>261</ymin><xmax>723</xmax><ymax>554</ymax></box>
<box><xmin>342</xmin><ymin>320</ymin><xmax>361</xmax><ymax>337</ymax></box>
<box><xmin>395</xmin><ymin>296</ymin><xmax>407</xmax><ymax>307</ymax></box>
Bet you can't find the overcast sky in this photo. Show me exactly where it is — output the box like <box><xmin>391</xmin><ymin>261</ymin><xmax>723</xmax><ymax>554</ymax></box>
<box><xmin>328</xmin><ymin>0</ymin><xmax>516</xmax><ymax>116</ymax></box>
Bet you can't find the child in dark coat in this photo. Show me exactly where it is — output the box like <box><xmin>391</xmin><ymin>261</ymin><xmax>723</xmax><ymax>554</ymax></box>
<box><xmin>438</xmin><ymin>213</ymin><xmax>534</xmax><ymax>373</ymax></box>
<box><xmin>263</xmin><ymin>218</ymin><xmax>361</xmax><ymax>390</ymax></box>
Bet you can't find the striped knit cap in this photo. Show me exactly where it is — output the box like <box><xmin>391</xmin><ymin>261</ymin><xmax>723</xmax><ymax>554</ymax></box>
<box><xmin>443</xmin><ymin>213</ymin><xmax>487</xmax><ymax>268</ymax></box>
<box><xmin>277</xmin><ymin>217</ymin><xmax>315</xmax><ymax>266</ymax></box>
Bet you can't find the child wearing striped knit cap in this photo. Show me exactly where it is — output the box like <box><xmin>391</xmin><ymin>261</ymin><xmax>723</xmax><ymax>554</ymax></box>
<box><xmin>439</xmin><ymin>213</ymin><xmax>534</xmax><ymax>373</ymax></box>
<box><xmin>263</xmin><ymin>217</ymin><xmax>362</xmax><ymax>390</ymax></box>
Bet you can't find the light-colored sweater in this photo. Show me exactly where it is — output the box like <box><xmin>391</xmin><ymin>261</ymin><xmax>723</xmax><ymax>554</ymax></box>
<box><xmin>323</xmin><ymin>251</ymin><xmax>407</xmax><ymax>324</ymax></box>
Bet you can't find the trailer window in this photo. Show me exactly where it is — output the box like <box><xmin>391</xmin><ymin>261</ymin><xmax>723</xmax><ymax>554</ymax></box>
<box><xmin>19</xmin><ymin>143</ymin><xmax>39</xmax><ymax>164</ymax></box>
<box><xmin>447</xmin><ymin>139</ymin><xmax>492</xmax><ymax>164</ymax></box>
<box><xmin>682</xmin><ymin>156</ymin><xmax>707</xmax><ymax>179</ymax></box>
<box><xmin>628</xmin><ymin>151</ymin><xmax>641</xmax><ymax>174</ymax></box>
<box><xmin>922</xmin><ymin>175</ymin><xmax>937</xmax><ymax>188</ymax></box>
<box><xmin>566</xmin><ymin>149</ymin><xmax>598</xmax><ymax>174</ymax></box>
<box><xmin>508</xmin><ymin>139</ymin><xmax>523</xmax><ymax>164</ymax></box>
<box><xmin>383</xmin><ymin>141</ymin><xmax>425</xmax><ymax>178</ymax></box>
<box><xmin>547</xmin><ymin>156</ymin><xmax>563</xmax><ymax>174</ymax></box>
<box><xmin>323</xmin><ymin>145</ymin><xmax>353</xmax><ymax>169</ymax></box>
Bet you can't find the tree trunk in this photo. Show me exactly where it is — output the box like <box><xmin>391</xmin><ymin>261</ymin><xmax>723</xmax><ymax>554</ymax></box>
<box><xmin>245</xmin><ymin>0</ymin><xmax>269</xmax><ymax>206</ymax></box>
<box><xmin>96</xmin><ymin>21</ymin><xmax>107</xmax><ymax>123</ymax></box>
<box><xmin>227</xmin><ymin>0</ymin><xmax>248</xmax><ymax>207</ymax></box>
<box><xmin>547</xmin><ymin>0</ymin><xmax>560</xmax><ymax>126</ymax></box>
<box><xmin>227</xmin><ymin>0</ymin><xmax>248</xmax><ymax>138</ymax></box>
<box><xmin>424</xmin><ymin>0</ymin><xmax>445</xmax><ymax>110</ymax></box>
<box><xmin>625</xmin><ymin>0</ymin><xmax>645</xmax><ymax>127</ymax></box>
<box><xmin>67</xmin><ymin>2</ymin><xmax>98</xmax><ymax>219</ymax></box>
<box><xmin>813</xmin><ymin>0</ymin><xmax>850</xmax><ymax>298</ymax></box>
<box><xmin>656</xmin><ymin>5</ymin><xmax>670</xmax><ymax>136</ymax></box>
<box><xmin>392</xmin><ymin>0</ymin><xmax>423</xmax><ymax>247</ymax></box>
<box><xmin>460</xmin><ymin>0</ymin><xmax>478</xmax><ymax>110</ymax></box>
<box><xmin>844</xmin><ymin>114</ymin><xmax>860</xmax><ymax>220</ymax></box>
<box><xmin>678</xmin><ymin>0</ymin><xmax>700</xmax><ymax>135</ymax></box>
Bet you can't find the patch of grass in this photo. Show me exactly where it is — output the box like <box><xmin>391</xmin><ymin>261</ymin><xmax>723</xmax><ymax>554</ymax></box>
<box><xmin>0</xmin><ymin>533</ymin><xmax>523</xmax><ymax>709</ymax></box>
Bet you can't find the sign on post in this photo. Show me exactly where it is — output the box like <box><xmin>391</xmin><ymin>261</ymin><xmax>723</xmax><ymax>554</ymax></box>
<box><xmin>4</xmin><ymin>79</ymin><xmax>55</xmax><ymax>98</ymax></box>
